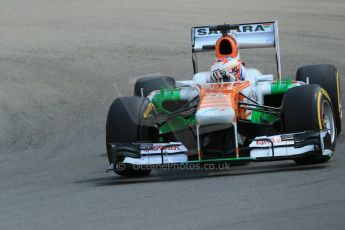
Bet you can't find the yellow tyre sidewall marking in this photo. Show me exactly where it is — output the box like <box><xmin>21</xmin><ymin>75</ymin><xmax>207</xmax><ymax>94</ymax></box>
<box><xmin>321</xmin><ymin>88</ymin><xmax>331</xmax><ymax>103</ymax></box>
<box><xmin>317</xmin><ymin>90</ymin><xmax>323</xmax><ymax>129</ymax></box>
<box><xmin>336</xmin><ymin>70</ymin><xmax>342</xmax><ymax>119</ymax></box>
<box><xmin>318</xmin><ymin>89</ymin><xmax>332</xmax><ymax>130</ymax></box>
<box><xmin>143</xmin><ymin>103</ymin><xmax>155</xmax><ymax>119</ymax></box>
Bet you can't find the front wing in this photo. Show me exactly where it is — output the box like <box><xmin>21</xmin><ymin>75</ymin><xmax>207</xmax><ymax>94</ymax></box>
<box><xmin>107</xmin><ymin>131</ymin><xmax>332</xmax><ymax>170</ymax></box>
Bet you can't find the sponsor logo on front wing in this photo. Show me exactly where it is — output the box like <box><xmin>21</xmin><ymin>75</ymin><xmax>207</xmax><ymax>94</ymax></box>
<box><xmin>142</xmin><ymin>145</ymin><xmax>180</xmax><ymax>152</ymax></box>
<box><xmin>253</xmin><ymin>135</ymin><xmax>293</xmax><ymax>146</ymax></box>
<box><xmin>140</xmin><ymin>143</ymin><xmax>187</xmax><ymax>154</ymax></box>
<box><xmin>256</xmin><ymin>136</ymin><xmax>282</xmax><ymax>145</ymax></box>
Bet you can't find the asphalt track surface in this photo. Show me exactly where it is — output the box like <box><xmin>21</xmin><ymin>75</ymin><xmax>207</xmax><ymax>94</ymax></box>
<box><xmin>1</xmin><ymin>0</ymin><xmax>345</xmax><ymax>229</ymax></box>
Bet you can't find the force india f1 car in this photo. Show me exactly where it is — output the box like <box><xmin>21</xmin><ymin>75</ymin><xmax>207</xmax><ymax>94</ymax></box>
<box><xmin>106</xmin><ymin>21</ymin><xmax>342</xmax><ymax>176</ymax></box>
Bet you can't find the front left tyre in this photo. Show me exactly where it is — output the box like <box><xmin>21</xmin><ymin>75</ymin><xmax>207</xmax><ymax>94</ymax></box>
<box><xmin>106</xmin><ymin>96</ymin><xmax>157</xmax><ymax>176</ymax></box>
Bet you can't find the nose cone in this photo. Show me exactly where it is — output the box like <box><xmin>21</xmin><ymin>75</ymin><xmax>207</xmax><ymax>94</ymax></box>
<box><xmin>196</xmin><ymin>107</ymin><xmax>235</xmax><ymax>125</ymax></box>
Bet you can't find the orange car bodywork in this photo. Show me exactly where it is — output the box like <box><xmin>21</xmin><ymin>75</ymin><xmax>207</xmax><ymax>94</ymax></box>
<box><xmin>198</xmin><ymin>80</ymin><xmax>251</xmax><ymax>123</ymax></box>
<box><xmin>215</xmin><ymin>36</ymin><xmax>239</xmax><ymax>59</ymax></box>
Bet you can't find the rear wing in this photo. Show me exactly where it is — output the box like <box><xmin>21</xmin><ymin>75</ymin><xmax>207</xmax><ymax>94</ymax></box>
<box><xmin>191</xmin><ymin>20</ymin><xmax>282</xmax><ymax>79</ymax></box>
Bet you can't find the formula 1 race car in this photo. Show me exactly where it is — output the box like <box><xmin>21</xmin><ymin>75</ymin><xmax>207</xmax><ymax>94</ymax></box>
<box><xmin>106</xmin><ymin>20</ymin><xmax>342</xmax><ymax>176</ymax></box>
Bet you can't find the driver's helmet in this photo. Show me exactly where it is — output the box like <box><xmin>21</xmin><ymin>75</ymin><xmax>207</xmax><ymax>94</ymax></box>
<box><xmin>210</xmin><ymin>56</ymin><xmax>244</xmax><ymax>82</ymax></box>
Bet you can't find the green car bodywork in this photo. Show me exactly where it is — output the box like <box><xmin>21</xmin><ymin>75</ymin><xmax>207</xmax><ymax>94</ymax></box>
<box><xmin>150</xmin><ymin>79</ymin><xmax>299</xmax><ymax>135</ymax></box>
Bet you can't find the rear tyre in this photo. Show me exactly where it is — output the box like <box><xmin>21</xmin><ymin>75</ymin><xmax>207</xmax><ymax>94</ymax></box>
<box><xmin>106</xmin><ymin>96</ymin><xmax>157</xmax><ymax>176</ymax></box>
<box><xmin>296</xmin><ymin>64</ymin><xmax>342</xmax><ymax>134</ymax></box>
<box><xmin>134</xmin><ymin>76</ymin><xmax>175</xmax><ymax>97</ymax></box>
<box><xmin>282</xmin><ymin>85</ymin><xmax>336</xmax><ymax>164</ymax></box>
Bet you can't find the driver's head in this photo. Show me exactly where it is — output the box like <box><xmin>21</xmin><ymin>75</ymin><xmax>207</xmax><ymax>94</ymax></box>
<box><xmin>210</xmin><ymin>56</ymin><xmax>243</xmax><ymax>82</ymax></box>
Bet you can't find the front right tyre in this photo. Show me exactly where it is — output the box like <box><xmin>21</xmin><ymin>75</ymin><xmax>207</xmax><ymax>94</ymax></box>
<box><xmin>296</xmin><ymin>64</ymin><xmax>342</xmax><ymax>134</ymax></box>
<box><xmin>282</xmin><ymin>85</ymin><xmax>336</xmax><ymax>164</ymax></box>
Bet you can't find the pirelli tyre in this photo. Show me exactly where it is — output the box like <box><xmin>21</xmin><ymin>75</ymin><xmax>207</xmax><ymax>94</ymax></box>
<box><xmin>134</xmin><ymin>76</ymin><xmax>175</xmax><ymax>97</ymax></box>
<box><xmin>296</xmin><ymin>64</ymin><xmax>342</xmax><ymax>134</ymax></box>
<box><xmin>106</xmin><ymin>96</ymin><xmax>157</xmax><ymax>176</ymax></box>
<box><xmin>282</xmin><ymin>85</ymin><xmax>336</xmax><ymax>164</ymax></box>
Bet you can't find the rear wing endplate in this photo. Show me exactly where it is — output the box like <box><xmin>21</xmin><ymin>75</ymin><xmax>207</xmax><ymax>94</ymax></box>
<box><xmin>191</xmin><ymin>20</ymin><xmax>281</xmax><ymax>79</ymax></box>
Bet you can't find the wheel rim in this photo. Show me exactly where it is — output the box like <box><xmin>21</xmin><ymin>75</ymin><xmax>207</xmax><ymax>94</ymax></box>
<box><xmin>322</xmin><ymin>100</ymin><xmax>336</xmax><ymax>143</ymax></box>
